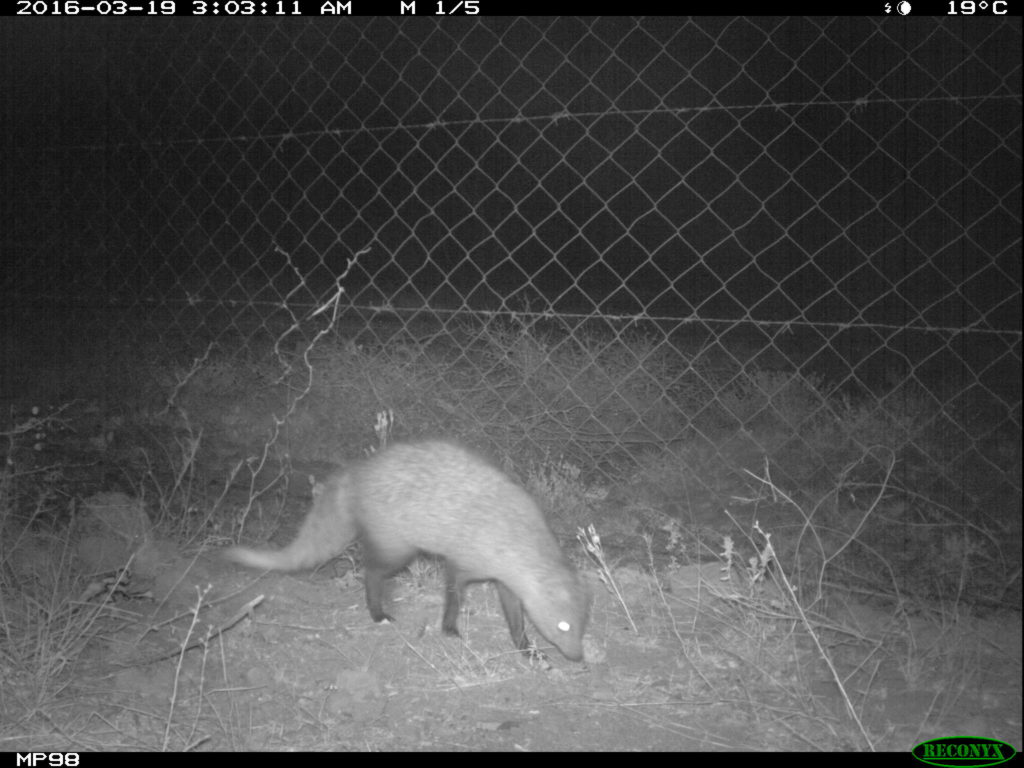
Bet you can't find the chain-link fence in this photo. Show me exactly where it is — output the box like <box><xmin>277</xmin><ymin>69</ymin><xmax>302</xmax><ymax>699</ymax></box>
<box><xmin>3</xmin><ymin>17</ymin><xmax>1021</xmax><ymax>519</ymax></box>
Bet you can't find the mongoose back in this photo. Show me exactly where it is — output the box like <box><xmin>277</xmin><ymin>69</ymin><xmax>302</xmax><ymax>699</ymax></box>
<box><xmin>225</xmin><ymin>441</ymin><xmax>588</xmax><ymax>661</ymax></box>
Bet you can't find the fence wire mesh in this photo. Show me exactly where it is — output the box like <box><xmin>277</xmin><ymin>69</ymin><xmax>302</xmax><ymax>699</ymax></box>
<box><xmin>3</xmin><ymin>17</ymin><xmax>1021</xmax><ymax>520</ymax></box>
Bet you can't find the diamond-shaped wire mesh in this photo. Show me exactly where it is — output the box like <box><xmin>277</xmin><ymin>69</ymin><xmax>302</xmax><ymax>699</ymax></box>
<box><xmin>3</xmin><ymin>17</ymin><xmax>1021</xmax><ymax>516</ymax></box>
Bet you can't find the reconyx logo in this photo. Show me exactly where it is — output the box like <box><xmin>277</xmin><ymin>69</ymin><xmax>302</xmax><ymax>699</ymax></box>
<box><xmin>912</xmin><ymin>737</ymin><xmax>1016</xmax><ymax>767</ymax></box>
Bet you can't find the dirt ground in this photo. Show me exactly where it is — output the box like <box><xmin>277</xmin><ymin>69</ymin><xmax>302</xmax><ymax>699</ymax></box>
<box><xmin>8</xmin><ymin>509</ymin><xmax>1017</xmax><ymax>752</ymax></box>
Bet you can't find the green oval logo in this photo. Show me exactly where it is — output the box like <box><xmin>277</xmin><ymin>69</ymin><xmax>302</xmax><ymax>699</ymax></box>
<box><xmin>912</xmin><ymin>737</ymin><xmax>1017</xmax><ymax>767</ymax></box>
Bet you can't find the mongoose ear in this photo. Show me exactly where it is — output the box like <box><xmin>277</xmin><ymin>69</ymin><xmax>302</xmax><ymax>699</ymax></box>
<box><xmin>311</xmin><ymin>477</ymin><xmax>325</xmax><ymax>498</ymax></box>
